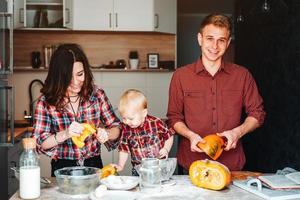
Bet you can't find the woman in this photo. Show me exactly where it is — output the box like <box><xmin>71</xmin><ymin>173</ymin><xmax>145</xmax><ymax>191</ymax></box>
<box><xmin>32</xmin><ymin>43</ymin><xmax>120</xmax><ymax>176</ymax></box>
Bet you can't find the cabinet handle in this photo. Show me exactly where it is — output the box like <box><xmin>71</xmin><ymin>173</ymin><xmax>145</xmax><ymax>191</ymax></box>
<box><xmin>65</xmin><ymin>8</ymin><xmax>70</xmax><ymax>24</ymax></box>
<box><xmin>115</xmin><ymin>13</ymin><xmax>118</xmax><ymax>28</ymax></box>
<box><xmin>10</xmin><ymin>161</ymin><xmax>17</xmax><ymax>178</ymax></box>
<box><xmin>19</xmin><ymin>8</ymin><xmax>24</xmax><ymax>23</ymax></box>
<box><xmin>155</xmin><ymin>14</ymin><xmax>159</xmax><ymax>28</ymax></box>
<box><xmin>109</xmin><ymin>13</ymin><xmax>112</xmax><ymax>28</ymax></box>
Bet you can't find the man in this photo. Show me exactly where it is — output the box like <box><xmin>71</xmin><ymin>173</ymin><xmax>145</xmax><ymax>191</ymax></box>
<box><xmin>167</xmin><ymin>14</ymin><xmax>266</xmax><ymax>172</ymax></box>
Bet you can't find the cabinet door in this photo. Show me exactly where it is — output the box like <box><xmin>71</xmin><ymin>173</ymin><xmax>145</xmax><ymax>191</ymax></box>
<box><xmin>67</xmin><ymin>0</ymin><xmax>113</xmax><ymax>30</ymax></box>
<box><xmin>154</xmin><ymin>0</ymin><xmax>177</xmax><ymax>34</ymax></box>
<box><xmin>64</xmin><ymin>0</ymin><xmax>73</xmax><ymax>28</ymax></box>
<box><xmin>13</xmin><ymin>0</ymin><xmax>25</xmax><ymax>28</ymax></box>
<box><xmin>114</xmin><ymin>0</ymin><xmax>153</xmax><ymax>31</ymax></box>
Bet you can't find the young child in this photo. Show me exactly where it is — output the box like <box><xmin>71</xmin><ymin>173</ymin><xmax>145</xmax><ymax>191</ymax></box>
<box><xmin>113</xmin><ymin>89</ymin><xmax>174</xmax><ymax>175</ymax></box>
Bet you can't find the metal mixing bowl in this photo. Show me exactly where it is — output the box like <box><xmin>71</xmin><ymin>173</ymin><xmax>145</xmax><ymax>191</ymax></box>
<box><xmin>54</xmin><ymin>166</ymin><xmax>100</xmax><ymax>195</ymax></box>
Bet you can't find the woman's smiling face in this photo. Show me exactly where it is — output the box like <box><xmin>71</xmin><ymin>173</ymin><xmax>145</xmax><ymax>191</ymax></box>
<box><xmin>67</xmin><ymin>61</ymin><xmax>85</xmax><ymax>96</ymax></box>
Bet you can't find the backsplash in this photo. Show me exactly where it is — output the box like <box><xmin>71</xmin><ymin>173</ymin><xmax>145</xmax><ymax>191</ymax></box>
<box><xmin>13</xmin><ymin>30</ymin><xmax>176</xmax><ymax>68</ymax></box>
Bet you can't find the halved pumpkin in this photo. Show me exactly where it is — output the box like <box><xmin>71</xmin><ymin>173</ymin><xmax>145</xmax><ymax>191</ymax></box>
<box><xmin>72</xmin><ymin>123</ymin><xmax>96</xmax><ymax>148</ymax></box>
<box><xmin>189</xmin><ymin>159</ymin><xmax>231</xmax><ymax>190</ymax></box>
<box><xmin>100</xmin><ymin>165</ymin><xmax>116</xmax><ymax>179</ymax></box>
<box><xmin>197</xmin><ymin>134</ymin><xmax>225</xmax><ymax>160</ymax></box>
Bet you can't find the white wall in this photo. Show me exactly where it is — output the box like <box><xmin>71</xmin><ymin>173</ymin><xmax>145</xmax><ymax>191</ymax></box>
<box><xmin>12</xmin><ymin>70</ymin><xmax>173</xmax><ymax>176</ymax></box>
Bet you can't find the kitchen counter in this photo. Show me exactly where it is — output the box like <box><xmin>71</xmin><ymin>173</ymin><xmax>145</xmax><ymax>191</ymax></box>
<box><xmin>9</xmin><ymin>175</ymin><xmax>263</xmax><ymax>200</ymax></box>
<box><xmin>8</xmin><ymin>127</ymin><xmax>32</xmax><ymax>142</ymax></box>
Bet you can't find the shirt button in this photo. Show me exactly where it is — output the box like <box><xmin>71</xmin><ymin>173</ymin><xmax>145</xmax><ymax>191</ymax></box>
<box><xmin>212</xmin><ymin>92</ymin><xmax>215</xmax><ymax>95</ymax></box>
<box><xmin>212</xmin><ymin>107</ymin><xmax>216</xmax><ymax>110</ymax></box>
<box><xmin>213</xmin><ymin>122</ymin><xmax>216</xmax><ymax>126</ymax></box>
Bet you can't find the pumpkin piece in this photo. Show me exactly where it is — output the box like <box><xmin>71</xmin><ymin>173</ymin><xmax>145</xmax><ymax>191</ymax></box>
<box><xmin>72</xmin><ymin>123</ymin><xmax>96</xmax><ymax>148</ymax></box>
<box><xmin>189</xmin><ymin>159</ymin><xmax>231</xmax><ymax>190</ymax></box>
<box><xmin>197</xmin><ymin>134</ymin><xmax>225</xmax><ymax>160</ymax></box>
<box><xmin>100</xmin><ymin>165</ymin><xmax>116</xmax><ymax>179</ymax></box>
<box><xmin>71</xmin><ymin>137</ymin><xmax>85</xmax><ymax>148</ymax></box>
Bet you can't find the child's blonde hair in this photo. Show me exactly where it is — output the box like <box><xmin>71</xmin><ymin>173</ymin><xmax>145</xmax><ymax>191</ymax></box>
<box><xmin>118</xmin><ymin>89</ymin><xmax>147</xmax><ymax>114</ymax></box>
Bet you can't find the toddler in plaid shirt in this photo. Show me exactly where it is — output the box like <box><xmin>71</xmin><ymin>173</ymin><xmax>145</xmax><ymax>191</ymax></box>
<box><xmin>112</xmin><ymin>89</ymin><xmax>174</xmax><ymax>174</ymax></box>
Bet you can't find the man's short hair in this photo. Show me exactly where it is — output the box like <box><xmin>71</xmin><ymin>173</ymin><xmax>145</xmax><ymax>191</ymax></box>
<box><xmin>200</xmin><ymin>14</ymin><xmax>232</xmax><ymax>36</ymax></box>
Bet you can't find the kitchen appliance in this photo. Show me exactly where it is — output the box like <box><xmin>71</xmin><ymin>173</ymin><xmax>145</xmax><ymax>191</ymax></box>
<box><xmin>1</xmin><ymin>1</ymin><xmax>17</xmax><ymax>199</ymax></box>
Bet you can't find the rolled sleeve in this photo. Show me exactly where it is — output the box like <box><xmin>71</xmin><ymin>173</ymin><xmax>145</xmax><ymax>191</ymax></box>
<box><xmin>158</xmin><ymin>120</ymin><xmax>175</xmax><ymax>141</ymax></box>
<box><xmin>118</xmin><ymin>129</ymin><xmax>130</xmax><ymax>153</ymax></box>
<box><xmin>31</xmin><ymin>99</ymin><xmax>58</xmax><ymax>159</ymax></box>
<box><xmin>243</xmin><ymin>71</ymin><xmax>266</xmax><ymax>126</ymax></box>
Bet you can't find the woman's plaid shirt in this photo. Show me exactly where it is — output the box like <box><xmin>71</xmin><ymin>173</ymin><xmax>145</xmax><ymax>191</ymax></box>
<box><xmin>32</xmin><ymin>86</ymin><xmax>120</xmax><ymax>160</ymax></box>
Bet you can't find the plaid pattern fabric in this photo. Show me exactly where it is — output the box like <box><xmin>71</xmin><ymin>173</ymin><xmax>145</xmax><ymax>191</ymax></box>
<box><xmin>118</xmin><ymin>115</ymin><xmax>175</xmax><ymax>167</ymax></box>
<box><xmin>32</xmin><ymin>86</ymin><xmax>120</xmax><ymax>160</ymax></box>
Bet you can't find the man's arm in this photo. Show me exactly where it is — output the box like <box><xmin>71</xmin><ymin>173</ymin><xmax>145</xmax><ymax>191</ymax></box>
<box><xmin>218</xmin><ymin>116</ymin><xmax>259</xmax><ymax>151</ymax></box>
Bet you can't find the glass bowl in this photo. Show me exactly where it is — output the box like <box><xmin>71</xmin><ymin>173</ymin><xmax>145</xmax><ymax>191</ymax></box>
<box><xmin>159</xmin><ymin>157</ymin><xmax>177</xmax><ymax>181</ymax></box>
<box><xmin>135</xmin><ymin>157</ymin><xmax>177</xmax><ymax>182</ymax></box>
<box><xmin>54</xmin><ymin>166</ymin><xmax>100</xmax><ymax>195</ymax></box>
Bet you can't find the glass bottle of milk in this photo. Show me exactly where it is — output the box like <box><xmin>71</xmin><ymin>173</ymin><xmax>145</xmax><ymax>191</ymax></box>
<box><xmin>19</xmin><ymin>138</ymin><xmax>40</xmax><ymax>199</ymax></box>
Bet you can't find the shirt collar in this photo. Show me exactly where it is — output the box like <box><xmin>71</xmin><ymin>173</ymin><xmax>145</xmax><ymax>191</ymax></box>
<box><xmin>194</xmin><ymin>58</ymin><xmax>232</xmax><ymax>75</ymax></box>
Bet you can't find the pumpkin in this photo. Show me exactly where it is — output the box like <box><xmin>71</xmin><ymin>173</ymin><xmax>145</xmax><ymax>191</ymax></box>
<box><xmin>72</xmin><ymin>123</ymin><xmax>96</xmax><ymax>148</ymax></box>
<box><xmin>189</xmin><ymin>159</ymin><xmax>231</xmax><ymax>190</ymax></box>
<box><xmin>100</xmin><ymin>165</ymin><xmax>116</xmax><ymax>179</ymax></box>
<box><xmin>197</xmin><ymin>134</ymin><xmax>225</xmax><ymax>160</ymax></box>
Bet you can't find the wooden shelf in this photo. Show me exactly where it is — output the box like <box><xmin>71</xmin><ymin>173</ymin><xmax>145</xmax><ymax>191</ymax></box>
<box><xmin>26</xmin><ymin>2</ymin><xmax>63</xmax><ymax>6</ymax></box>
<box><xmin>14</xmin><ymin>66</ymin><xmax>173</xmax><ymax>72</ymax></box>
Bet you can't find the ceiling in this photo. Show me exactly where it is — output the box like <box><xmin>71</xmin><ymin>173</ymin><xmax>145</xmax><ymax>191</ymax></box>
<box><xmin>178</xmin><ymin>0</ymin><xmax>235</xmax><ymax>14</ymax></box>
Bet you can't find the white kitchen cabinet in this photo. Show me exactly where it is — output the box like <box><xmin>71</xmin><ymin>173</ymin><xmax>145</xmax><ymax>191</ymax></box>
<box><xmin>65</xmin><ymin>0</ymin><xmax>176</xmax><ymax>33</ymax></box>
<box><xmin>153</xmin><ymin>0</ymin><xmax>177</xmax><ymax>34</ymax></box>
<box><xmin>64</xmin><ymin>0</ymin><xmax>112</xmax><ymax>30</ymax></box>
<box><xmin>14</xmin><ymin>0</ymin><xmax>69</xmax><ymax>29</ymax></box>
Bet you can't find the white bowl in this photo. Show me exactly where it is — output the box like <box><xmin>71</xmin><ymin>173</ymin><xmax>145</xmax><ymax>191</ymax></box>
<box><xmin>100</xmin><ymin>175</ymin><xmax>139</xmax><ymax>190</ymax></box>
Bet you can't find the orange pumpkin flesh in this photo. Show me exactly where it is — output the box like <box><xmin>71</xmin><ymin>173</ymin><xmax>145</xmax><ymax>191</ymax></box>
<box><xmin>197</xmin><ymin>134</ymin><xmax>225</xmax><ymax>160</ymax></box>
<box><xmin>72</xmin><ymin>123</ymin><xmax>96</xmax><ymax>148</ymax></box>
<box><xmin>100</xmin><ymin>165</ymin><xmax>116</xmax><ymax>179</ymax></box>
<box><xmin>189</xmin><ymin>159</ymin><xmax>231</xmax><ymax>190</ymax></box>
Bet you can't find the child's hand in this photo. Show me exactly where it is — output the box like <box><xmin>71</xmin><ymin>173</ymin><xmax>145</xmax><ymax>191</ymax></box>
<box><xmin>159</xmin><ymin>148</ymin><xmax>169</xmax><ymax>159</ymax></box>
<box><xmin>96</xmin><ymin>128</ymin><xmax>109</xmax><ymax>143</ymax></box>
<box><xmin>111</xmin><ymin>163</ymin><xmax>123</xmax><ymax>172</ymax></box>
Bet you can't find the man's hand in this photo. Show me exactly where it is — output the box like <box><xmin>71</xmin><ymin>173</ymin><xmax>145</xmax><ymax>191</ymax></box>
<box><xmin>96</xmin><ymin>128</ymin><xmax>109</xmax><ymax>143</ymax></box>
<box><xmin>217</xmin><ymin>127</ymin><xmax>242</xmax><ymax>151</ymax></box>
<box><xmin>189</xmin><ymin>133</ymin><xmax>204</xmax><ymax>153</ymax></box>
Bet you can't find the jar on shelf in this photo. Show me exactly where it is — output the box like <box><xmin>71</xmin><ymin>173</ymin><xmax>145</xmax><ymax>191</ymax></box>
<box><xmin>19</xmin><ymin>138</ymin><xmax>40</xmax><ymax>199</ymax></box>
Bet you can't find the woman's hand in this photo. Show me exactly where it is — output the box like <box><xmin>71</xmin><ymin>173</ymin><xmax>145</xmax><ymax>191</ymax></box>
<box><xmin>66</xmin><ymin>121</ymin><xmax>84</xmax><ymax>138</ymax></box>
<box><xmin>96</xmin><ymin>128</ymin><xmax>109</xmax><ymax>143</ymax></box>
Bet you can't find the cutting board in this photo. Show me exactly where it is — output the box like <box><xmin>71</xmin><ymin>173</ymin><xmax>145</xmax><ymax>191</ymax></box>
<box><xmin>233</xmin><ymin>179</ymin><xmax>300</xmax><ymax>200</ymax></box>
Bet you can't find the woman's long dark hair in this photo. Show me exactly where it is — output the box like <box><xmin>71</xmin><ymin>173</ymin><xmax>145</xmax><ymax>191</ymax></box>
<box><xmin>41</xmin><ymin>43</ymin><xmax>94</xmax><ymax>108</ymax></box>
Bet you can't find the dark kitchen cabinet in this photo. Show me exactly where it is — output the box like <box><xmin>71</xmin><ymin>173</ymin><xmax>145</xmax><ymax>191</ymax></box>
<box><xmin>0</xmin><ymin>137</ymin><xmax>23</xmax><ymax>200</ymax></box>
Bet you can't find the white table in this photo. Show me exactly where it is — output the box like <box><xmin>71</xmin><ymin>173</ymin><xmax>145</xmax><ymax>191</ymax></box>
<box><xmin>10</xmin><ymin>175</ymin><xmax>263</xmax><ymax>200</ymax></box>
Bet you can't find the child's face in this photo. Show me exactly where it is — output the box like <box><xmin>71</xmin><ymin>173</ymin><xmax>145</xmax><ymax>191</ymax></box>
<box><xmin>121</xmin><ymin>107</ymin><xmax>147</xmax><ymax>128</ymax></box>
